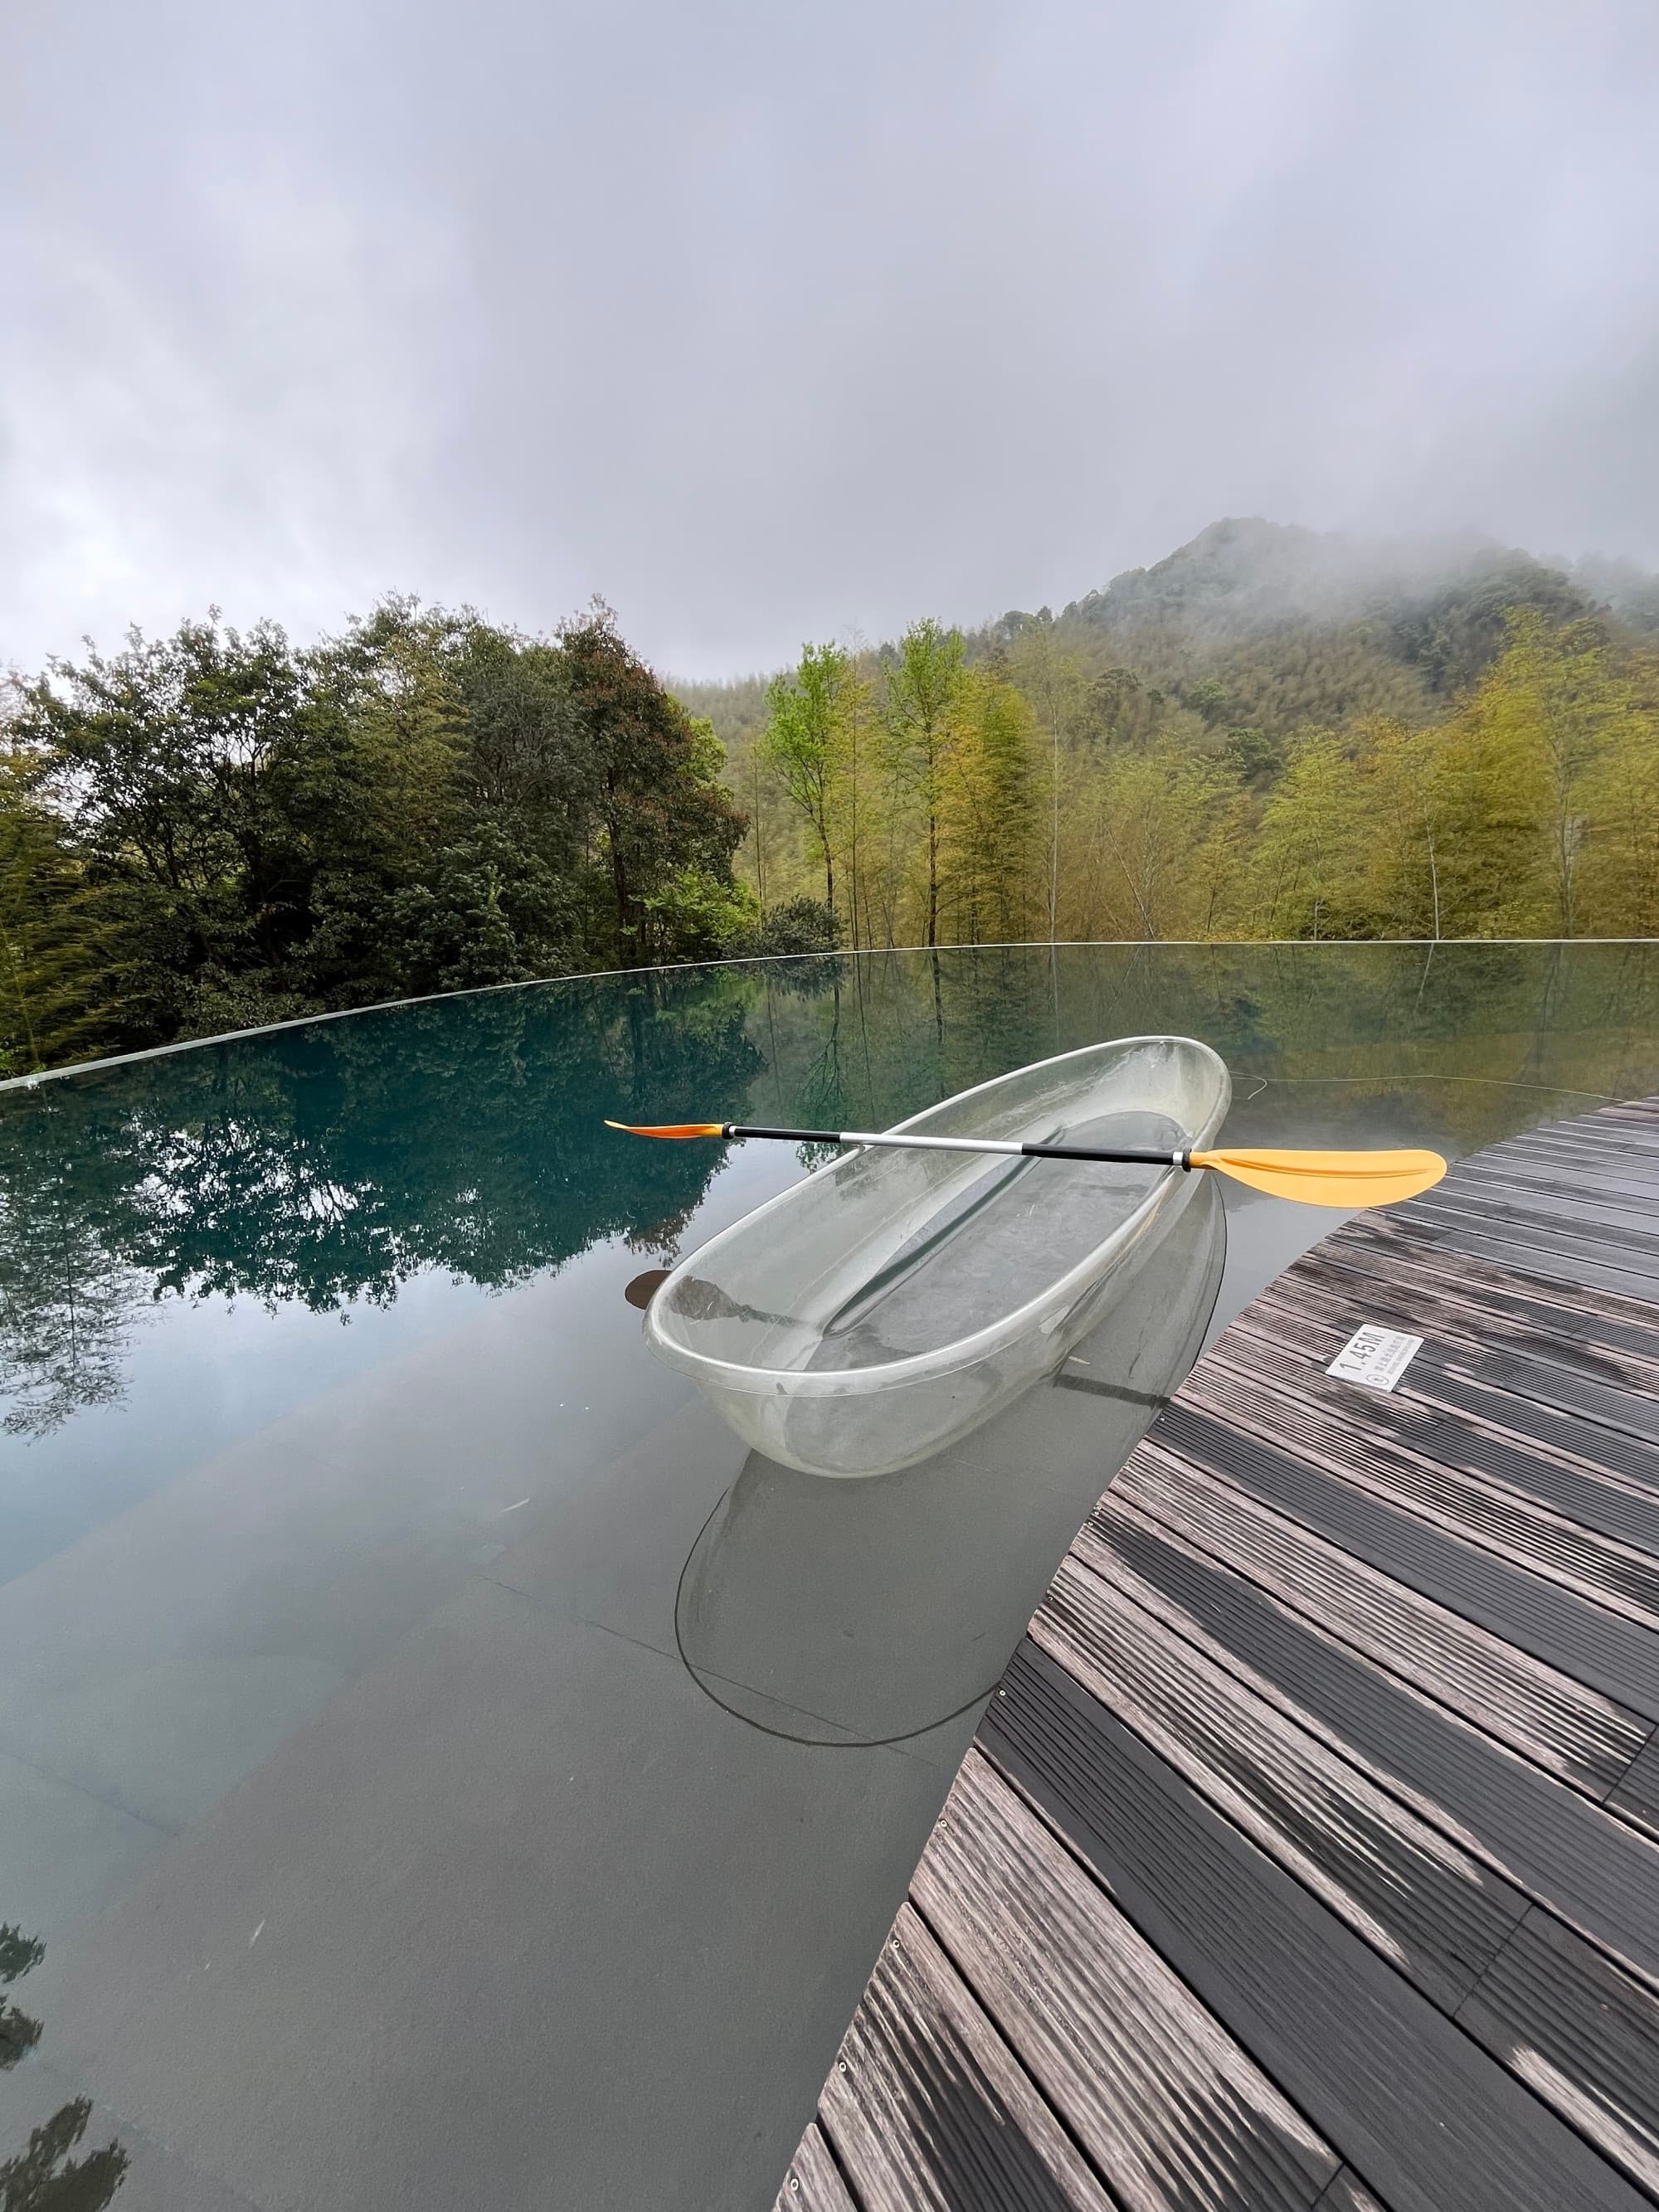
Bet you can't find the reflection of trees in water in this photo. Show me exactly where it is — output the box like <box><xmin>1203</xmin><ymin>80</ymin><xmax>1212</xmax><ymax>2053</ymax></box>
<box><xmin>752</xmin><ymin>948</ymin><xmax>1058</xmax><ymax>1140</ymax></box>
<box><xmin>0</xmin><ymin>1168</ymin><xmax>144</xmax><ymax>1440</ymax></box>
<box><xmin>6</xmin><ymin>942</ymin><xmax>1659</xmax><ymax>1437</ymax></box>
<box><xmin>0</xmin><ymin>1922</ymin><xmax>127</xmax><ymax>2210</ymax></box>
<box><xmin>0</xmin><ymin>1923</ymin><xmax>42</xmax><ymax>2072</ymax></box>
<box><xmin>621</xmin><ymin>1203</ymin><xmax>701</xmax><ymax>1264</ymax></box>
<box><xmin>757</xmin><ymin>941</ymin><xmax>1659</xmax><ymax>1150</ymax></box>
<box><xmin>0</xmin><ymin>968</ymin><xmax>765</xmax><ymax>1433</ymax></box>
<box><xmin>0</xmin><ymin>2098</ymin><xmax>127</xmax><ymax>2211</ymax></box>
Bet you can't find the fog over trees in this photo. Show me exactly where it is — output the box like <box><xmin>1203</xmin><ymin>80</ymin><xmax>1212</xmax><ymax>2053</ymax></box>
<box><xmin>7</xmin><ymin>518</ymin><xmax>1659</xmax><ymax>1077</ymax></box>
<box><xmin>690</xmin><ymin>518</ymin><xmax>1659</xmax><ymax>952</ymax></box>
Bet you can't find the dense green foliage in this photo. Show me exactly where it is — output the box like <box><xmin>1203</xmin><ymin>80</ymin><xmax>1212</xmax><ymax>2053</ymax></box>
<box><xmin>688</xmin><ymin>521</ymin><xmax>1659</xmax><ymax>954</ymax></box>
<box><xmin>2</xmin><ymin>603</ymin><xmax>749</xmax><ymax>1075</ymax></box>
<box><xmin>10</xmin><ymin>518</ymin><xmax>1659</xmax><ymax>1076</ymax></box>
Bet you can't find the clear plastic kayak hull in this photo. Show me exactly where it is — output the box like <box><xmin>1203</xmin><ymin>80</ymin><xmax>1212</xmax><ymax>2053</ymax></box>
<box><xmin>641</xmin><ymin>1034</ymin><xmax>1230</xmax><ymax>1478</ymax></box>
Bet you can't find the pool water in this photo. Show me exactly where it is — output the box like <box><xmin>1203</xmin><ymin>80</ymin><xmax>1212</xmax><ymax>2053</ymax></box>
<box><xmin>2</xmin><ymin>942</ymin><xmax>1657</xmax><ymax>2210</ymax></box>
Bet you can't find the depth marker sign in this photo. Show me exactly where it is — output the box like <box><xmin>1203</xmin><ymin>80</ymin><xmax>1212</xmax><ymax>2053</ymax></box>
<box><xmin>1326</xmin><ymin>1324</ymin><xmax>1423</xmax><ymax>1393</ymax></box>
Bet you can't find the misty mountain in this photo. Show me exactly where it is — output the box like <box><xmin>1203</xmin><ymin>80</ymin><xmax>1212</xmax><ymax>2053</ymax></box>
<box><xmin>683</xmin><ymin>518</ymin><xmax>1659</xmax><ymax>774</ymax></box>
<box><xmin>974</xmin><ymin>518</ymin><xmax>1659</xmax><ymax>741</ymax></box>
<box><xmin>1059</xmin><ymin>518</ymin><xmax>1578</xmax><ymax>639</ymax></box>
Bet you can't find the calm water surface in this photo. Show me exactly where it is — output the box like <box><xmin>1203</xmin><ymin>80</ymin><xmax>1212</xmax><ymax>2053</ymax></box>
<box><xmin>2</xmin><ymin>942</ymin><xmax>1657</xmax><ymax>2210</ymax></box>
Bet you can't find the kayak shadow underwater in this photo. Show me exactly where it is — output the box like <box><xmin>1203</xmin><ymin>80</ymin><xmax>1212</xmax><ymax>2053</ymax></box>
<box><xmin>673</xmin><ymin>1172</ymin><xmax>1225</xmax><ymax>1745</ymax></box>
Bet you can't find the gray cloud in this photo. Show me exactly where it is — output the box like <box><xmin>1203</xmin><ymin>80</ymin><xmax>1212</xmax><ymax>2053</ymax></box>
<box><xmin>5</xmin><ymin>0</ymin><xmax>1659</xmax><ymax>678</ymax></box>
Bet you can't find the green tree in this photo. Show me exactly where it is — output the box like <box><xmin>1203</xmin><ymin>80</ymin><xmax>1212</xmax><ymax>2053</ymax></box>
<box><xmin>761</xmin><ymin>642</ymin><xmax>854</xmax><ymax>919</ymax></box>
<box><xmin>17</xmin><ymin>615</ymin><xmax>320</xmax><ymax>1035</ymax></box>
<box><xmin>1249</xmin><ymin>730</ymin><xmax>1367</xmax><ymax>938</ymax></box>
<box><xmin>1077</xmin><ymin>745</ymin><xmax>1238</xmax><ymax>940</ymax></box>
<box><xmin>1581</xmin><ymin>649</ymin><xmax>1659</xmax><ymax>934</ymax></box>
<box><xmin>1007</xmin><ymin>621</ymin><xmax>1089</xmax><ymax>942</ymax></box>
<box><xmin>1419</xmin><ymin>620</ymin><xmax>1623</xmax><ymax>936</ymax></box>
<box><xmin>1183</xmin><ymin>675</ymin><xmax>1230</xmax><ymax>725</ymax></box>
<box><xmin>1359</xmin><ymin>717</ymin><xmax>1448</xmax><ymax>938</ymax></box>
<box><xmin>940</xmin><ymin>666</ymin><xmax>1039</xmax><ymax>942</ymax></box>
<box><xmin>0</xmin><ymin>758</ymin><xmax>124</xmax><ymax>1074</ymax></box>
<box><xmin>883</xmin><ymin>620</ymin><xmax>966</xmax><ymax>948</ymax></box>
<box><xmin>296</xmin><ymin>601</ymin><xmax>475</xmax><ymax>1005</ymax></box>
<box><xmin>1487</xmin><ymin>612</ymin><xmax>1622</xmax><ymax>936</ymax></box>
<box><xmin>559</xmin><ymin>606</ymin><xmax>747</xmax><ymax>965</ymax></box>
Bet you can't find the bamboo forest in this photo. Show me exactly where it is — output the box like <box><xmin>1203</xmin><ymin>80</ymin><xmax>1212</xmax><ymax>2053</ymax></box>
<box><xmin>7</xmin><ymin>515</ymin><xmax>1659</xmax><ymax>1077</ymax></box>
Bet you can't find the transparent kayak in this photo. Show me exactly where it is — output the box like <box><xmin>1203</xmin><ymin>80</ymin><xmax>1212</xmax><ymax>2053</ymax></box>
<box><xmin>642</xmin><ymin>1034</ymin><xmax>1231</xmax><ymax>1478</ymax></box>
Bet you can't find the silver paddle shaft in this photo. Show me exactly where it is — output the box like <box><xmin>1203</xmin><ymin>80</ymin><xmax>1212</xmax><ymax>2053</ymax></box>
<box><xmin>724</xmin><ymin>1124</ymin><xmax>1194</xmax><ymax>1169</ymax></box>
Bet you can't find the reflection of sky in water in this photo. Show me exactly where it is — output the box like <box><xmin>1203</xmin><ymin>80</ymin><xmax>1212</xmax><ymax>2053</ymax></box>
<box><xmin>9</xmin><ymin>941</ymin><xmax>1657</xmax><ymax>1454</ymax></box>
<box><xmin>5</xmin><ymin>1271</ymin><xmax>490</xmax><ymax>1580</ymax></box>
<box><xmin>2</xmin><ymin>1139</ymin><xmax>802</xmax><ymax>1587</ymax></box>
<box><xmin>2</xmin><ymin>942</ymin><xmax>1659</xmax><ymax>2209</ymax></box>
<box><xmin>676</xmin><ymin>1172</ymin><xmax>1228</xmax><ymax>1743</ymax></box>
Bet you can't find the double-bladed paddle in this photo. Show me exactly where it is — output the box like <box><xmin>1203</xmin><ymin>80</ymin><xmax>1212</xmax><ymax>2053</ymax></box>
<box><xmin>605</xmin><ymin>1120</ymin><xmax>1446</xmax><ymax>1208</ymax></box>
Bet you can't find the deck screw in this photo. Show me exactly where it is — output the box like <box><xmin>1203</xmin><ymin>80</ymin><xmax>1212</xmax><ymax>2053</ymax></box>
<box><xmin>789</xmin><ymin>2181</ymin><xmax>800</xmax><ymax>2194</ymax></box>
<box><xmin>837</xmin><ymin>2059</ymin><xmax>848</xmax><ymax>2073</ymax></box>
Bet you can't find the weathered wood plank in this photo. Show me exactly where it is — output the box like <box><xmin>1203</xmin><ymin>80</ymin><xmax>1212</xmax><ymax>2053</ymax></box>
<box><xmin>1374</xmin><ymin>1344</ymin><xmax>1659</xmax><ymax>1501</ymax></box>
<box><xmin>1413</xmin><ymin>1179</ymin><xmax>1659</xmax><ymax>1238</ymax></box>
<box><xmin>1454</xmin><ymin>1156</ymin><xmax>1659</xmax><ymax>1218</ymax></box>
<box><xmin>1608</xmin><ymin>1731</ymin><xmax>1659</xmax><ymax>1844</ymax></box>
<box><xmin>1460</xmin><ymin>1130</ymin><xmax>1659</xmax><ymax>1181</ymax></box>
<box><xmin>1259</xmin><ymin>1271</ymin><xmax>1659</xmax><ymax>1451</ymax></box>
<box><xmin>1151</xmin><ymin>1392</ymin><xmax>1659</xmax><ymax>1720</ymax></box>
<box><xmin>776</xmin><ymin>2124</ymin><xmax>858</xmax><ymax>2212</ymax></box>
<box><xmin>1399</xmin><ymin>1149</ymin><xmax>1659</xmax><ymax>1229</ymax></box>
<box><xmin>1474</xmin><ymin>1158</ymin><xmax>1659</xmax><ymax>1198</ymax></box>
<box><xmin>983</xmin><ymin>1650</ymin><xmax>1651</xmax><ymax>2212</ymax></box>
<box><xmin>1426</xmin><ymin>1171</ymin><xmax>1659</xmax><ymax>1242</ymax></box>
<box><xmin>1393</xmin><ymin>1194</ymin><xmax>1659</xmax><ymax>1298</ymax></box>
<box><xmin>915</xmin><ymin>1758</ymin><xmax>1340</xmax><ymax>2210</ymax></box>
<box><xmin>1360</xmin><ymin>1208</ymin><xmax>1659</xmax><ymax>1339</ymax></box>
<box><xmin>1389</xmin><ymin>1231</ymin><xmax>1659</xmax><ymax>1305</ymax></box>
<box><xmin>817</xmin><ymin>1901</ymin><xmax>1113</xmax><ymax>2212</ymax></box>
<box><xmin>1071</xmin><ymin>1500</ymin><xmax>1659</xmax><ymax>1990</ymax></box>
<box><xmin>781</xmin><ymin>1096</ymin><xmax>1659</xmax><ymax>2210</ymax></box>
<box><xmin>1223</xmin><ymin>1277</ymin><xmax>1659</xmax><ymax>1471</ymax></box>
<box><xmin>1029</xmin><ymin>1543</ymin><xmax>1525</xmax><ymax>2010</ymax></box>
<box><xmin>1313</xmin><ymin>2176</ymin><xmax>1388</xmax><ymax>2212</ymax></box>
<box><xmin>1457</xmin><ymin>1908</ymin><xmax>1659</xmax><ymax>2197</ymax></box>
<box><xmin>1114</xmin><ymin>1442</ymin><xmax>1649</xmax><ymax>1796</ymax></box>
<box><xmin>1184</xmin><ymin>1350</ymin><xmax>1659</xmax><ymax>1636</ymax></box>
<box><xmin>1205</xmin><ymin>1316</ymin><xmax>1659</xmax><ymax>1558</ymax></box>
<box><xmin>1298</xmin><ymin>1233</ymin><xmax>1659</xmax><ymax>1388</ymax></box>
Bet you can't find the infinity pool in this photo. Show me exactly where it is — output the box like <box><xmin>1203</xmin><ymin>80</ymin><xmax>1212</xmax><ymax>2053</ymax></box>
<box><xmin>3</xmin><ymin>942</ymin><xmax>1657</xmax><ymax>2210</ymax></box>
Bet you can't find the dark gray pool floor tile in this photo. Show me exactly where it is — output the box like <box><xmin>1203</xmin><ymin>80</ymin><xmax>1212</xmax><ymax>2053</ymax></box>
<box><xmin>23</xmin><ymin>1577</ymin><xmax>966</xmax><ymax>2212</ymax></box>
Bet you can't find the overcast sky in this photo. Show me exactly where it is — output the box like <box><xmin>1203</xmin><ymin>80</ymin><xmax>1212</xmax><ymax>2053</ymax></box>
<box><xmin>5</xmin><ymin>0</ymin><xmax>1659</xmax><ymax>679</ymax></box>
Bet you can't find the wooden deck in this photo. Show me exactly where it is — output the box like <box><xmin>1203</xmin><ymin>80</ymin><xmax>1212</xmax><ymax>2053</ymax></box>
<box><xmin>777</xmin><ymin>1097</ymin><xmax>1659</xmax><ymax>2212</ymax></box>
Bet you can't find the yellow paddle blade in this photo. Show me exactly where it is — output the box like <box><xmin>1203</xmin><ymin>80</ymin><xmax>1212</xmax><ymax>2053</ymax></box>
<box><xmin>1190</xmin><ymin>1147</ymin><xmax>1447</xmax><ymax>1208</ymax></box>
<box><xmin>605</xmin><ymin>1119</ymin><xmax>725</xmax><ymax>1139</ymax></box>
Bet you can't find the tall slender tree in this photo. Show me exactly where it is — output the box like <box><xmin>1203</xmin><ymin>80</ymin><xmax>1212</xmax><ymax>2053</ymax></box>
<box><xmin>761</xmin><ymin>642</ymin><xmax>854</xmax><ymax>919</ymax></box>
<box><xmin>941</xmin><ymin>665</ymin><xmax>1039</xmax><ymax>942</ymax></box>
<box><xmin>1581</xmin><ymin>649</ymin><xmax>1659</xmax><ymax>936</ymax></box>
<box><xmin>883</xmin><ymin>620</ymin><xmax>966</xmax><ymax>948</ymax></box>
<box><xmin>1249</xmin><ymin>730</ymin><xmax>1366</xmax><ymax>938</ymax></box>
<box><xmin>1008</xmin><ymin>619</ymin><xmax>1088</xmax><ymax>946</ymax></box>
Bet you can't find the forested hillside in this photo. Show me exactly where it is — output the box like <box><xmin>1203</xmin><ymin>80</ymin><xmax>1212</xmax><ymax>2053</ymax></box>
<box><xmin>7</xmin><ymin>519</ymin><xmax>1659</xmax><ymax>1077</ymax></box>
<box><xmin>684</xmin><ymin>518</ymin><xmax>1659</xmax><ymax>955</ymax></box>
